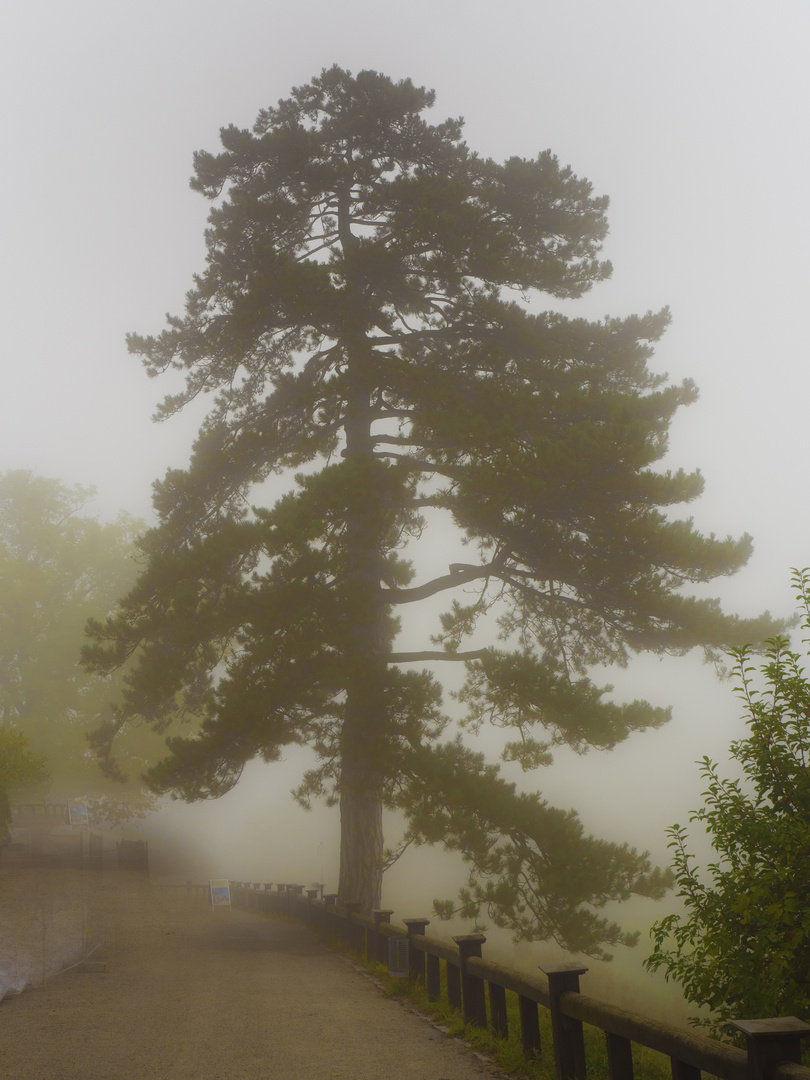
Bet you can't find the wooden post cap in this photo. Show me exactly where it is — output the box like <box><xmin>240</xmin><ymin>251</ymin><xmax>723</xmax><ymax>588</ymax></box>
<box><xmin>403</xmin><ymin>918</ymin><xmax>430</xmax><ymax>929</ymax></box>
<box><xmin>732</xmin><ymin>1019</ymin><xmax>810</xmax><ymax>1039</ymax></box>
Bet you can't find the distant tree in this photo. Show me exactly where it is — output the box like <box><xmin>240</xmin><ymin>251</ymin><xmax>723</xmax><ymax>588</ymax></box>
<box><xmin>84</xmin><ymin>67</ymin><xmax>778</xmax><ymax>955</ymax></box>
<box><xmin>0</xmin><ymin>470</ymin><xmax>159</xmax><ymax>824</ymax></box>
<box><xmin>0</xmin><ymin>726</ymin><xmax>48</xmax><ymax>834</ymax></box>
<box><xmin>646</xmin><ymin>569</ymin><xmax>810</xmax><ymax>1035</ymax></box>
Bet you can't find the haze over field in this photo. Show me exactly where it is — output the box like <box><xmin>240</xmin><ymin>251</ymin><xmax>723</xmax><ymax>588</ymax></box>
<box><xmin>2</xmin><ymin>0</ymin><xmax>808</xmax><ymax>1002</ymax></box>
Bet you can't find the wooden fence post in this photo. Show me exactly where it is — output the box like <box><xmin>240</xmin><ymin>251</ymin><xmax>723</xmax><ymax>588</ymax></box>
<box><xmin>287</xmin><ymin>884</ymin><xmax>304</xmax><ymax>918</ymax></box>
<box><xmin>318</xmin><ymin>892</ymin><xmax>333</xmax><ymax>933</ymax></box>
<box><xmin>518</xmin><ymin>993</ymin><xmax>542</xmax><ymax>1060</ymax></box>
<box><xmin>488</xmin><ymin>979</ymin><xmax>509</xmax><ymax>1039</ymax></box>
<box><xmin>342</xmin><ymin>901</ymin><xmax>362</xmax><ymax>952</ymax></box>
<box><xmin>306</xmin><ymin>889</ymin><xmax>319</xmax><ymax>923</ymax></box>
<box><xmin>543</xmin><ymin>963</ymin><xmax>588</xmax><ymax>1080</ymax></box>
<box><xmin>454</xmin><ymin>934</ymin><xmax>487</xmax><ymax>1029</ymax></box>
<box><xmin>731</xmin><ymin>1018</ymin><xmax>810</xmax><ymax>1080</ymax></box>
<box><xmin>605</xmin><ymin>1031</ymin><xmax>634</xmax><ymax>1080</ymax></box>
<box><xmin>372</xmin><ymin>910</ymin><xmax>394</xmax><ymax>964</ymax></box>
<box><xmin>447</xmin><ymin>954</ymin><xmax>462</xmax><ymax>1012</ymax></box>
<box><xmin>403</xmin><ymin>919</ymin><xmax>430</xmax><ymax>985</ymax></box>
<box><xmin>426</xmin><ymin>951</ymin><xmax>441</xmax><ymax>1003</ymax></box>
<box><xmin>274</xmin><ymin>883</ymin><xmax>285</xmax><ymax>917</ymax></box>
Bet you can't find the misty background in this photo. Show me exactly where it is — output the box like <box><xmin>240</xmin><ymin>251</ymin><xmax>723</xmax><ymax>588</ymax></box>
<box><xmin>2</xmin><ymin>0</ymin><xmax>807</xmax><ymax>1009</ymax></box>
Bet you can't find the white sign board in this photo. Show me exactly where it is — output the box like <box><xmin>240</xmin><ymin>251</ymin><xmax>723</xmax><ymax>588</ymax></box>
<box><xmin>68</xmin><ymin>804</ymin><xmax>89</xmax><ymax>826</ymax></box>
<box><xmin>209</xmin><ymin>879</ymin><xmax>231</xmax><ymax>907</ymax></box>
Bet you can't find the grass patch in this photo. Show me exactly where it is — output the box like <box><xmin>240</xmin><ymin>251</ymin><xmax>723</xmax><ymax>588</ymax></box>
<box><xmin>357</xmin><ymin>953</ymin><xmax>672</xmax><ymax>1080</ymax></box>
<box><xmin>277</xmin><ymin>913</ymin><xmax>675</xmax><ymax>1080</ymax></box>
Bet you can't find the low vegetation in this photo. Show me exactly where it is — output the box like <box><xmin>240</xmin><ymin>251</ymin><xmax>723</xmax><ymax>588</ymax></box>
<box><xmin>343</xmin><ymin>941</ymin><xmax>673</xmax><ymax>1080</ymax></box>
<box><xmin>646</xmin><ymin>569</ymin><xmax>810</xmax><ymax>1038</ymax></box>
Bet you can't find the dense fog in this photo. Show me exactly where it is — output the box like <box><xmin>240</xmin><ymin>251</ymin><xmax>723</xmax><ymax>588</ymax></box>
<box><xmin>2</xmin><ymin>0</ymin><xmax>808</xmax><ymax>1023</ymax></box>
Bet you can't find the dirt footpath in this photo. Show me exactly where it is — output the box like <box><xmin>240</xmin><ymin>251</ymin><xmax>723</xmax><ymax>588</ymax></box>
<box><xmin>0</xmin><ymin>880</ymin><xmax>503</xmax><ymax>1080</ymax></box>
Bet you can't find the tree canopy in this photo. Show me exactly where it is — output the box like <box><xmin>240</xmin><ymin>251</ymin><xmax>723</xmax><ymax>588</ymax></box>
<box><xmin>0</xmin><ymin>470</ymin><xmax>158</xmax><ymax>824</ymax></box>
<box><xmin>84</xmin><ymin>67</ymin><xmax>777</xmax><ymax>956</ymax></box>
<box><xmin>646</xmin><ymin>569</ymin><xmax>810</xmax><ymax>1035</ymax></box>
<box><xmin>0</xmin><ymin>726</ymin><xmax>48</xmax><ymax>834</ymax></box>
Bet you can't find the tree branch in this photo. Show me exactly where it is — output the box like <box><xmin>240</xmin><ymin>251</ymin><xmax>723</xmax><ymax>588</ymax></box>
<box><xmin>370</xmin><ymin>451</ymin><xmax>464</xmax><ymax>483</ymax></box>
<box><xmin>389</xmin><ymin>649</ymin><xmax>488</xmax><ymax>663</ymax></box>
<box><xmin>383</xmin><ymin>560</ymin><xmax>502</xmax><ymax>604</ymax></box>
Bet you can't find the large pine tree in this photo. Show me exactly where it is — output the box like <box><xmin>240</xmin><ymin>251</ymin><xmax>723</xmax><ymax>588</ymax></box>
<box><xmin>85</xmin><ymin>67</ymin><xmax>776</xmax><ymax>956</ymax></box>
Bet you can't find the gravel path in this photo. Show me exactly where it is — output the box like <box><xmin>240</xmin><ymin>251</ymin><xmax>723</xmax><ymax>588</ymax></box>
<box><xmin>0</xmin><ymin>879</ymin><xmax>503</xmax><ymax>1079</ymax></box>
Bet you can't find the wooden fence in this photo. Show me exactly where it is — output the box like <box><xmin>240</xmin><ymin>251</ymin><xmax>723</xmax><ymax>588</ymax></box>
<box><xmin>4</xmin><ymin>805</ymin><xmax>148</xmax><ymax>871</ymax></box>
<box><xmin>195</xmin><ymin>881</ymin><xmax>810</xmax><ymax>1080</ymax></box>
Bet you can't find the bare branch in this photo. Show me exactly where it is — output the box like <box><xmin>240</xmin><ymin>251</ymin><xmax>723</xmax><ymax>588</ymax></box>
<box><xmin>383</xmin><ymin>560</ymin><xmax>502</xmax><ymax>605</ymax></box>
<box><xmin>389</xmin><ymin>649</ymin><xmax>488</xmax><ymax>664</ymax></box>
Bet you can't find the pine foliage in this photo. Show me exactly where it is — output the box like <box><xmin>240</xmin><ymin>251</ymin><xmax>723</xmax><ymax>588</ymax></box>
<box><xmin>84</xmin><ymin>68</ymin><xmax>777</xmax><ymax>951</ymax></box>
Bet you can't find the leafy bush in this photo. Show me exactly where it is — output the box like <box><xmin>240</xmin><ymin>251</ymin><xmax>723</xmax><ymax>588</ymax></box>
<box><xmin>646</xmin><ymin>570</ymin><xmax>810</xmax><ymax>1037</ymax></box>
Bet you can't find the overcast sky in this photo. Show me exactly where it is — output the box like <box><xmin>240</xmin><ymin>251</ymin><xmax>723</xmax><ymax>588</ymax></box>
<box><xmin>2</xmin><ymin>0</ymin><xmax>809</xmax><ymax>930</ymax></box>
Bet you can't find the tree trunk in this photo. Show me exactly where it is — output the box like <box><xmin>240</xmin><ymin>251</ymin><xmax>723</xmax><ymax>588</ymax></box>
<box><xmin>336</xmin><ymin>513</ymin><xmax>389</xmax><ymax>912</ymax></box>
<box><xmin>338</xmin><ymin>744</ymin><xmax>384</xmax><ymax>910</ymax></box>
<box><xmin>335</xmin><ymin>182</ymin><xmax>390</xmax><ymax>913</ymax></box>
<box><xmin>337</xmin><ymin>374</ymin><xmax>388</xmax><ymax>912</ymax></box>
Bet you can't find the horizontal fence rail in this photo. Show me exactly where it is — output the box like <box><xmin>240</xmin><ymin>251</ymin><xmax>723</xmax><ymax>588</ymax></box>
<box><xmin>209</xmin><ymin>881</ymin><xmax>810</xmax><ymax>1080</ymax></box>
